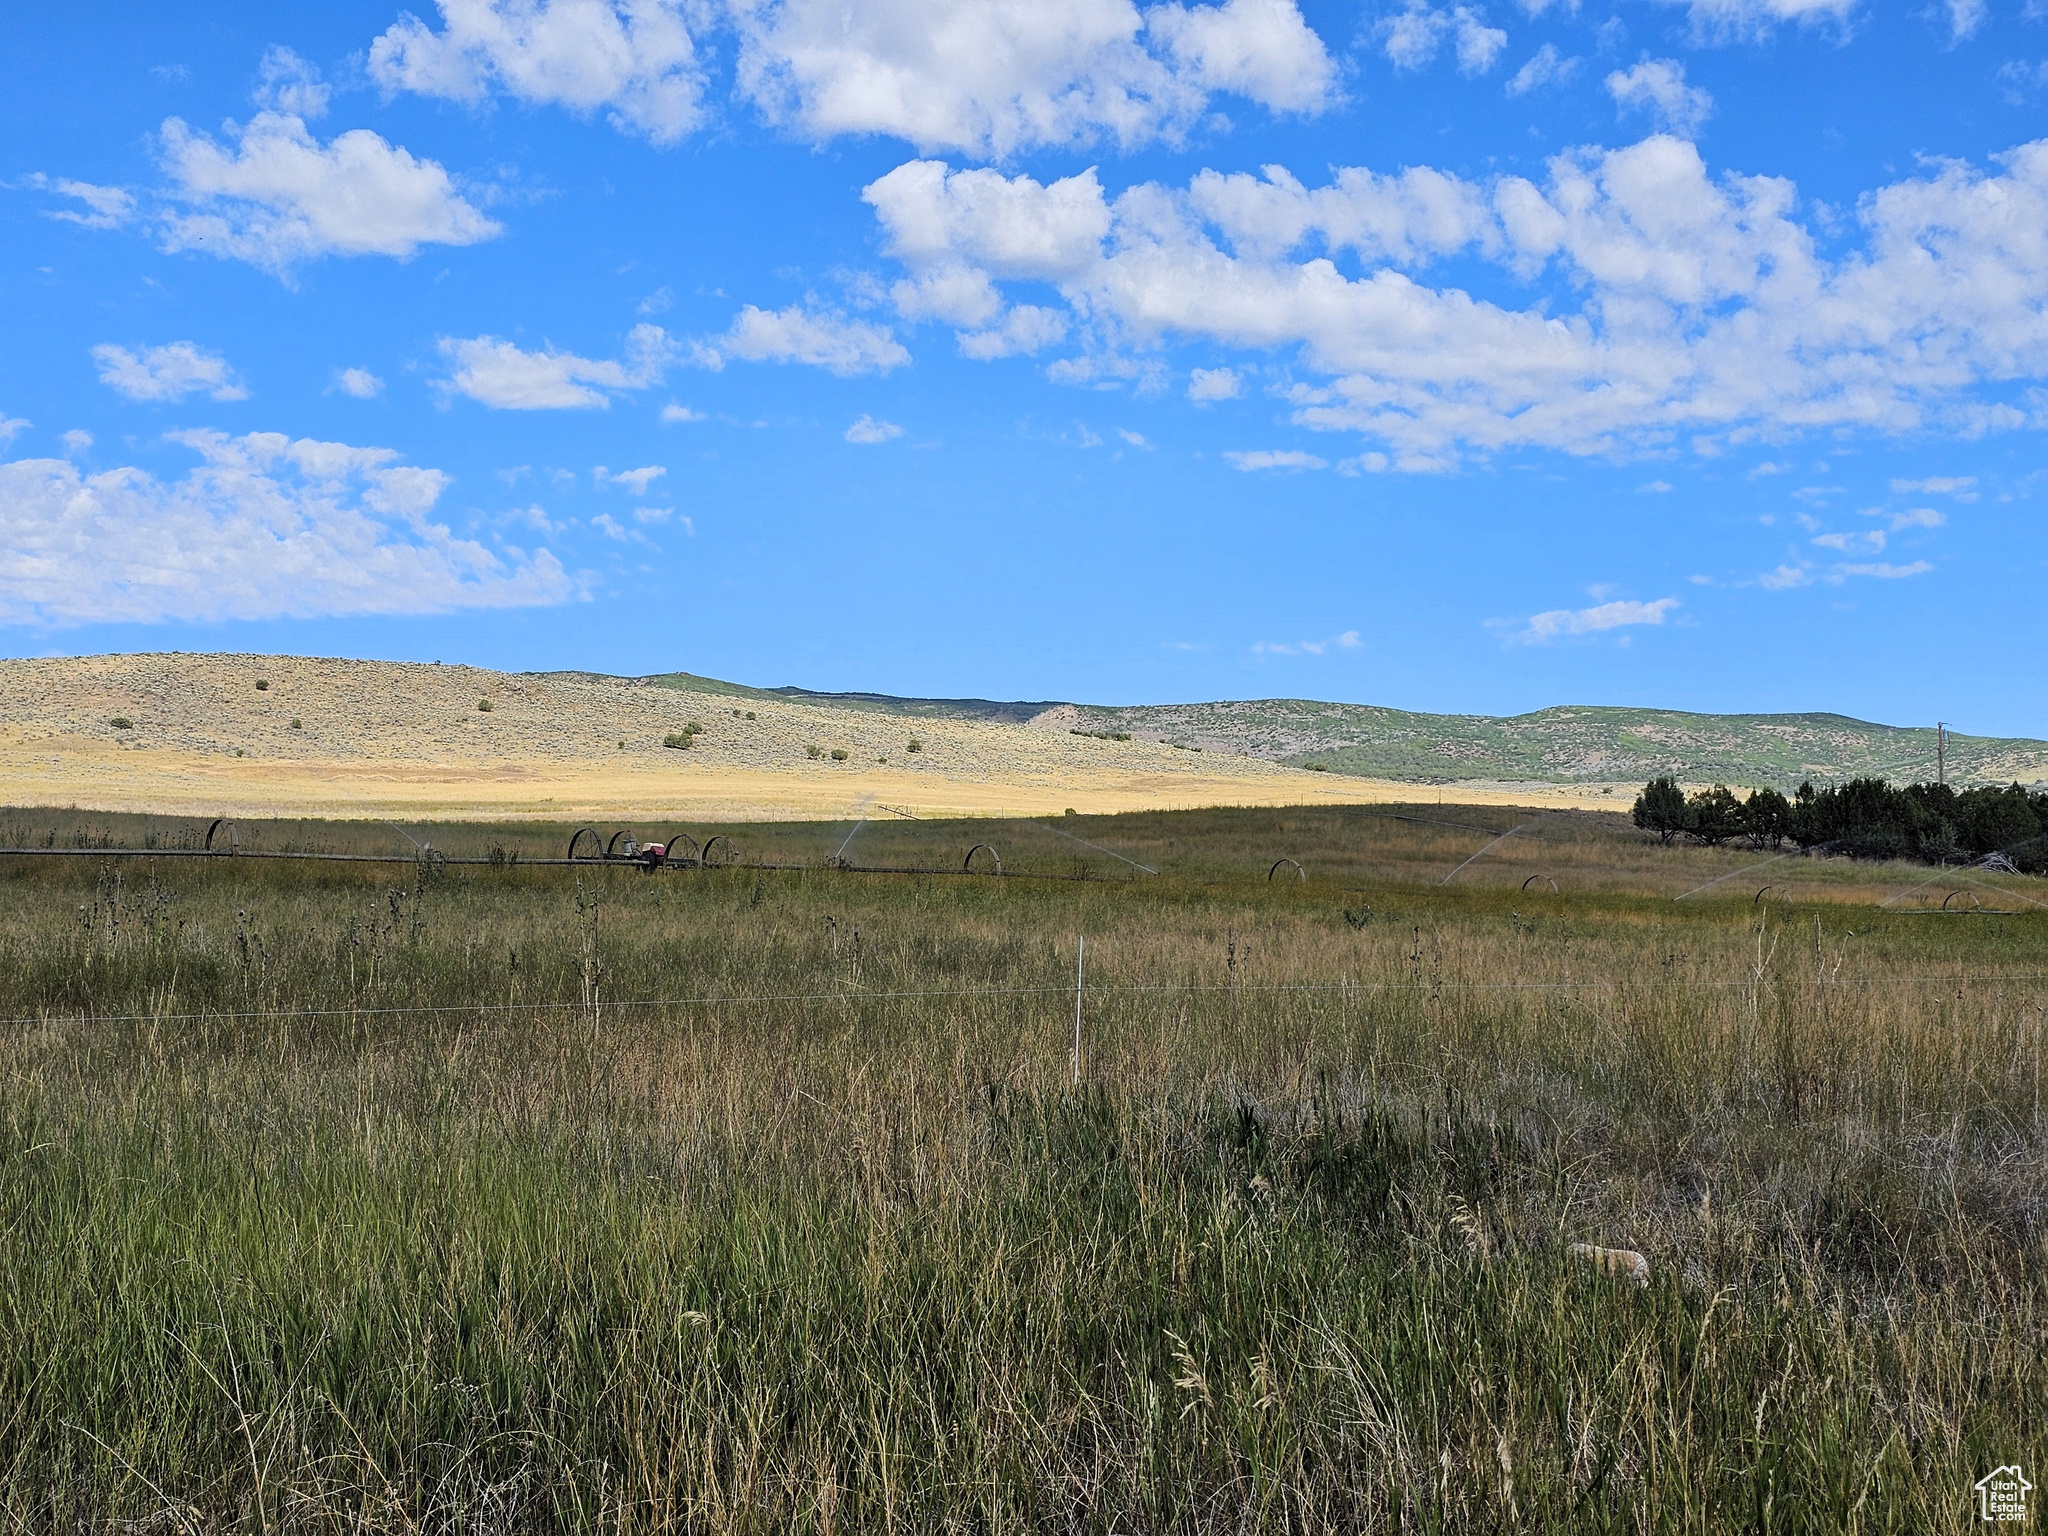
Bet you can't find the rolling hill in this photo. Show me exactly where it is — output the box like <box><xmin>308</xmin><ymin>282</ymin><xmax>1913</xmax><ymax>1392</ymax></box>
<box><xmin>0</xmin><ymin>654</ymin><xmax>1404</xmax><ymax>822</ymax></box>
<box><xmin>643</xmin><ymin>673</ymin><xmax>2048</xmax><ymax>790</ymax></box>
<box><xmin>1054</xmin><ymin>700</ymin><xmax>2048</xmax><ymax>788</ymax></box>
<box><xmin>6</xmin><ymin>653</ymin><xmax>2040</xmax><ymax>824</ymax></box>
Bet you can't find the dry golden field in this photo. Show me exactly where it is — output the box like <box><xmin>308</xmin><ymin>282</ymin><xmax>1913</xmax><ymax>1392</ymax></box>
<box><xmin>0</xmin><ymin>653</ymin><xmax>1641</xmax><ymax>822</ymax></box>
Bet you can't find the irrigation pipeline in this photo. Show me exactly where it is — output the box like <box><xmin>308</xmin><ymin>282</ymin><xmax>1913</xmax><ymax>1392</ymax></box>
<box><xmin>0</xmin><ymin>847</ymin><xmax>1128</xmax><ymax>882</ymax></box>
<box><xmin>5</xmin><ymin>971</ymin><xmax>2047</xmax><ymax>1033</ymax></box>
<box><xmin>5</xmin><ymin>817</ymin><xmax>2045</xmax><ymax>906</ymax></box>
<box><xmin>0</xmin><ymin>806</ymin><xmax>1570</xmax><ymax>884</ymax></box>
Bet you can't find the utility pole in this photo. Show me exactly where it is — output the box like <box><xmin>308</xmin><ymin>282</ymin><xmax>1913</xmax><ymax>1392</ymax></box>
<box><xmin>1937</xmin><ymin>722</ymin><xmax>1947</xmax><ymax>788</ymax></box>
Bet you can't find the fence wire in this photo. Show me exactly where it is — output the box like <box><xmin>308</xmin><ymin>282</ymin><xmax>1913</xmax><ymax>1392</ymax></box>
<box><xmin>4</xmin><ymin>969</ymin><xmax>2045</xmax><ymax>1032</ymax></box>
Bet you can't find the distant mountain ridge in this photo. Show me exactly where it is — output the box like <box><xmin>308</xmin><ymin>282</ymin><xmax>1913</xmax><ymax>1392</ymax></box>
<box><xmin>1066</xmin><ymin>701</ymin><xmax>2048</xmax><ymax>789</ymax></box>
<box><xmin>638</xmin><ymin>674</ymin><xmax>2048</xmax><ymax>788</ymax></box>
<box><xmin>641</xmin><ymin>672</ymin><xmax>1062</xmax><ymax>724</ymax></box>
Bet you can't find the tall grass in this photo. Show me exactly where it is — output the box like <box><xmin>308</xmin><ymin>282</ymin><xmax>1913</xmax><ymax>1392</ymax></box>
<box><xmin>0</xmin><ymin>806</ymin><xmax>2042</xmax><ymax>1531</ymax></box>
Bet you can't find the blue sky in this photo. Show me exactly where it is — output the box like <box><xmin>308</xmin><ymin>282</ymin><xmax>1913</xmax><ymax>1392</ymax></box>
<box><xmin>3</xmin><ymin>0</ymin><xmax>2045</xmax><ymax>733</ymax></box>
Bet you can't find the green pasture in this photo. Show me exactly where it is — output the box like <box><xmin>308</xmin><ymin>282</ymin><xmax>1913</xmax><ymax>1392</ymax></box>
<box><xmin>1</xmin><ymin>804</ymin><xmax>2041</xmax><ymax>1531</ymax></box>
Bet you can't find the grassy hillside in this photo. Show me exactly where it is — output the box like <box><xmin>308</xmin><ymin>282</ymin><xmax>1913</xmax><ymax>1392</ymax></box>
<box><xmin>1</xmin><ymin>654</ymin><xmax>1375</xmax><ymax>823</ymax></box>
<box><xmin>291</xmin><ymin>659</ymin><xmax>2048</xmax><ymax>791</ymax></box>
<box><xmin>1066</xmin><ymin>700</ymin><xmax>2048</xmax><ymax>788</ymax></box>
<box><xmin>704</xmin><ymin>685</ymin><xmax>2048</xmax><ymax>789</ymax></box>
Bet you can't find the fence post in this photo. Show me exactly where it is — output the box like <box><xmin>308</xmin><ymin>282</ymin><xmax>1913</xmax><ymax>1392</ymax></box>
<box><xmin>1072</xmin><ymin>936</ymin><xmax>1084</xmax><ymax>1087</ymax></box>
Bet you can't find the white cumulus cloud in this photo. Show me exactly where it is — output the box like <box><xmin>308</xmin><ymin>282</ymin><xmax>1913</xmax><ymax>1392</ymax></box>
<box><xmin>595</xmin><ymin>463</ymin><xmax>667</xmax><ymax>491</ymax></box>
<box><xmin>863</xmin><ymin>159</ymin><xmax>1100</xmax><ymax>354</ymax></box>
<box><xmin>27</xmin><ymin>175</ymin><xmax>137</xmax><ymax>230</ymax></box>
<box><xmin>733</xmin><ymin>0</ymin><xmax>1334</xmax><ymax>159</ymax></box>
<box><xmin>867</xmin><ymin>160</ymin><xmax>1112</xmax><ymax>279</ymax></box>
<box><xmin>94</xmin><ymin>342</ymin><xmax>248</xmax><ymax>403</ymax></box>
<box><xmin>1253</xmin><ymin>628</ymin><xmax>1359</xmax><ymax>655</ymax></box>
<box><xmin>1185</xmin><ymin>158</ymin><xmax>1496</xmax><ymax>266</ymax></box>
<box><xmin>958</xmin><ymin>305</ymin><xmax>1069</xmax><ymax>358</ymax></box>
<box><xmin>1455</xmin><ymin>10</ymin><xmax>1509</xmax><ymax>72</ymax></box>
<box><xmin>336</xmin><ymin>367</ymin><xmax>385</xmax><ymax>398</ymax></box>
<box><xmin>1872</xmin><ymin>505</ymin><xmax>1945</xmax><ymax>529</ymax></box>
<box><xmin>1514</xmin><ymin>596</ymin><xmax>1677</xmax><ymax>643</ymax></box>
<box><xmin>0</xmin><ymin>430</ymin><xmax>577</xmax><ymax>624</ymax></box>
<box><xmin>253</xmin><ymin>45</ymin><xmax>332</xmax><ymax>118</ymax></box>
<box><xmin>704</xmin><ymin>305</ymin><xmax>910</xmax><ymax>375</ymax></box>
<box><xmin>1506</xmin><ymin>43</ymin><xmax>1576</xmax><ymax>95</ymax></box>
<box><xmin>845</xmin><ymin>414</ymin><xmax>905</xmax><ymax>442</ymax></box>
<box><xmin>1833</xmin><ymin>560</ymin><xmax>1932</xmax><ymax>580</ymax></box>
<box><xmin>1675</xmin><ymin>0</ymin><xmax>1857</xmax><ymax>40</ymax></box>
<box><xmin>890</xmin><ymin>265</ymin><xmax>1004</xmax><ymax>327</ymax></box>
<box><xmin>1998</xmin><ymin>60</ymin><xmax>2048</xmax><ymax>102</ymax></box>
<box><xmin>1188</xmin><ymin>366</ymin><xmax>1243</xmax><ymax>400</ymax></box>
<box><xmin>365</xmin><ymin>0</ymin><xmax>1334</xmax><ymax>158</ymax></box>
<box><xmin>860</xmin><ymin>133</ymin><xmax>2048</xmax><ymax>467</ymax></box>
<box><xmin>158</xmin><ymin>111</ymin><xmax>501</xmax><ymax>272</ymax></box>
<box><xmin>1890</xmin><ymin>475</ymin><xmax>1975</xmax><ymax>498</ymax></box>
<box><xmin>1379</xmin><ymin>3</ymin><xmax>1447</xmax><ymax>68</ymax></box>
<box><xmin>1811</xmin><ymin>528</ymin><xmax>1884</xmax><ymax>552</ymax></box>
<box><xmin>438</xmin><ymin>324</ymin><xmax>675</xmax><ymax>408</ymax></box>
<box><xmin>370</xmin><ymin>0</ymin><xmax>706</xmax><ymax>143</ymax></box>
<box><xmin>1225</xmin><ymin>448</ymin><xmax>1326</xmax><ymax>470</ymax></box>
<box><xmin>1606</xmin><ymin>59</ymin><xmax>1714</xmax><ymax>138</ymax></box>
<box><xmin>1378</xmin><ymin>4</ymin><xmax>1507</xmax><ymax>74</ymax></box>
<box><xmin>1145</xmin><ymin>0</ymin><xmax>1339</xmax><ymax>112</ymax></box>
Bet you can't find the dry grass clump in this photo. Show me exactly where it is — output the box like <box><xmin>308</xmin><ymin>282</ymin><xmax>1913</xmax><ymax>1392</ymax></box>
<box><xmin>0</xmin><ymin>804</ymin><xmax>2041</xmax><ymax>1530</ymax></box>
